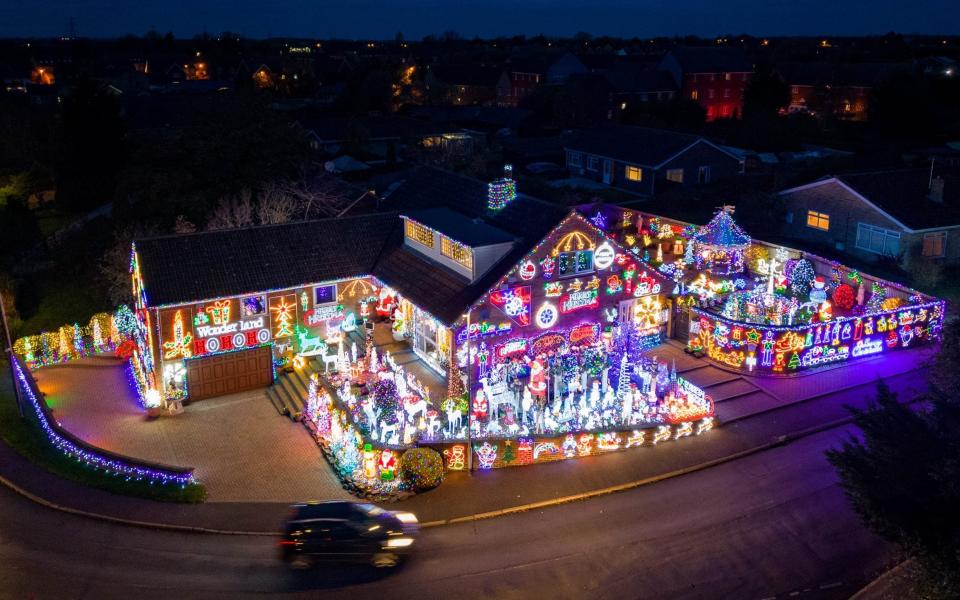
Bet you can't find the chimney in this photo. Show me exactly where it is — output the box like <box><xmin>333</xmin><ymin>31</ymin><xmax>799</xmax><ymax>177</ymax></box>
<box><xmin>929</xmin><ymin>176</ymin><xmax>945</xmax><ymax>203</ymax></box>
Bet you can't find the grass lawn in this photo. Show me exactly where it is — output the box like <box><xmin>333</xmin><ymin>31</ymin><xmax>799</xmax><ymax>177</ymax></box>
<box><xmin>0</xmin><ymin>363</ymin><xmax>206</xmax><ymax>503</ymax></box>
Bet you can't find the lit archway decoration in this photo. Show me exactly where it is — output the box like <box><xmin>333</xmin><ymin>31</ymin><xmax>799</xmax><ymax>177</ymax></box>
<box><xmin>551</xmin><ymin>231</ymin><xmax>596</xmax><ymax>256</ymax></box>
<box><xmin>338</xmin><ymin>278</ymin><xmax>376</xmax><ymax>300</ymax></box>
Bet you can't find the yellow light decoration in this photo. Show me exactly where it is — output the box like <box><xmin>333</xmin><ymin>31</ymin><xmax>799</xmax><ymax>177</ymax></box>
<box><xmin>162</xmin><ymin>310</ymin><xmax>192</xmax><ymax>359</ymax></box>
<box><xmin>551</xmin><ymin>230</ymin><xmax>596</xmax><ymax>256</ymax></box>
<box><xmin>339</xmin><ymin>278</ymin><xmax>376</xmax><ymax>301</ymax></box>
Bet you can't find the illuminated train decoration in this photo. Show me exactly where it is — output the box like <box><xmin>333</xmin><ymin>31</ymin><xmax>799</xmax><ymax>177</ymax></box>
<box><xmin>688</xmin><ymin>300</ymin><xmax>945</xmax><ymax>374</ymax></box>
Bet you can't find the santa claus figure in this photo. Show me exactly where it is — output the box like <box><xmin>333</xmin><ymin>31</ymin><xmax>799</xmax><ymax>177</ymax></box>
<box><xmin>525</xmin><ymin>355</ymin><xmax>548</xmax><ymax>400</ymax></box>
<box><xmin>472</xmin><ymin>388</ymin><xmax>488</xmax><ymax>421</ymax></box>
<box><xmin>375</xmin><ymin>288</ymin><xmax>396</xmax><ymax>318</ymax></box>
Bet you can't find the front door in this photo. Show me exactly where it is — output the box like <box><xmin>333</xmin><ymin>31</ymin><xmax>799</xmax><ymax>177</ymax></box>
<box><xmin>602</xmin><ymin>159</ymin><xmax>613</xmax><ymax>184</ymax></box>
<box><xmin>673</xmin><ymin>303</ymin><xmax>691</xmax><ymax>343</ymax></box>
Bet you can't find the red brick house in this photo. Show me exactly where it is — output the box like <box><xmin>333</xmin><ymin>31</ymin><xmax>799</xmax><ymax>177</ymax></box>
<box><xmin>659</xmin><ymin>47</ymin><xmax>752</xmax><ymax>121</ymax></box>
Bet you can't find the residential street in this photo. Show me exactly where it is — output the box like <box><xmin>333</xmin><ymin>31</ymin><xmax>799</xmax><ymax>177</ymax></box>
<box><xmin>0</xmin><ymin>424</ymin><xmax>894</xmax><ymax>600</ymax></box>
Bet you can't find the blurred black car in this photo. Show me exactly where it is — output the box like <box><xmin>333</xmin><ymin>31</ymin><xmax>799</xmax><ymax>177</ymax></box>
<box><xmin>279</xmin><ymin>501</ymin><xmax>419</xmax><ymax>569</ymax></box>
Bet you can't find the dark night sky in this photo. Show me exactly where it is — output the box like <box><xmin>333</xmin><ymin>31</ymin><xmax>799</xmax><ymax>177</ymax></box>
<box><xmin>0</xmin><ymin>0</ymin><xmax>957</xmax><ymax>39</ymax></box>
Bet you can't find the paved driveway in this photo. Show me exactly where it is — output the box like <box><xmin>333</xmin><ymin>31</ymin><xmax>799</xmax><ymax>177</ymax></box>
<box><xmin>32</xmin><ymin>358</ymin><xmax>352</xmax><ymax>502</ymax></box>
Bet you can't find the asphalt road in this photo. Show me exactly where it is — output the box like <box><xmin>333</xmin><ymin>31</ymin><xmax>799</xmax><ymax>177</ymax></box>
<box><xmin>0</xmin><ymin>424</ymin><xmax>892</xmax><ymax>600</ymax></box>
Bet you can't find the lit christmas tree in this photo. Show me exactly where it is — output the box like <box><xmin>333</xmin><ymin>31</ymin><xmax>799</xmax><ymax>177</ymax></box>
<box><xmin>684</xmin><ymin>241</ymin><xmax>695</xmax><ymax>264</ymax></box>
<box><xmin>447</xmin><ymin>361</ymin><xmax>466</xmax><ymax>401</ymax></box>
<box><xmin>866</xmin><ymin>282</ymin><xmax>887</xmax><ymax>313</ymax></box>
<box><xmin>337</xmin><ymin>341</ymin><xmax>349</xmax><ymax>374</ymax></box>
<box><xmin>114</xmin><ymin>305</ymin><xmax>137</xmax><ymax>339</ymax></box>
<box><xmin>58</xmin><ymin>327</ymin><xmax>71</xmax><ymax>359</ymax></box>
<box><xmin>72</xmin><ymin>323</ymin><xmax>84</xmax><ymax>357</ymax></box>
<box><xmin>91</xmin><ymin>317</ymin><xmax>103</xmax><ymax>350</ymax></box>
<box><xmin>615</xmin><ymin>353</ymin><xmax>632</xmax><ymax>400</ymax></box>
<box><xmin>789</xmin><ymin>259</ymin><xmax>816</xmax><ymax>296</ymax></box>
<box><xmin>368</xmin><ymin>345</ymin><xmax>379</xmax><ymax>373</ymax></box>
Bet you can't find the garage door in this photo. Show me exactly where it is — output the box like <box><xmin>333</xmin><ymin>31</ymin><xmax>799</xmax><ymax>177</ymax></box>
<box><xmin>186</xmin><ymin>345</ymin><xmax>273</xmax><ymax>401</ymax></box>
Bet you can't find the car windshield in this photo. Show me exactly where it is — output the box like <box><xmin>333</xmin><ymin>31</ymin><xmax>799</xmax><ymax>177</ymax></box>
<box><xmin>355</xmin><ymin>503</ymin><xmax>386</xmax><ymax>517</ymax></box>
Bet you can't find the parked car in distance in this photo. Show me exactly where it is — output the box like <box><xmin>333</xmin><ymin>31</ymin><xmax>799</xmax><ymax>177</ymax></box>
<box><xmin>279</xmin><ymin>501</ymin><xmax>419</xmax><ymax>569</ymax></box>
<box><xmin>525</xmin><ymin>162</ymin><xmax>568</xmax><ymax>179</ymax></box>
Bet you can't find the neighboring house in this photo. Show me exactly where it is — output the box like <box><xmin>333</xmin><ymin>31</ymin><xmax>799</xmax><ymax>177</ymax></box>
<box><xmin>778</xmin><ymin>168</ymin><xmax>960</xmax><ymax>264</ymax></box>
<box><xmin>294</xmin><ymin>113</ymin><xmax>468</xmax><ymax>159</ymax></box>
<box><xmin>563</xmin><ymin>125</ymin><xmax>744</xmax><ymax>196</ymax></box>
<box><xmin>603</xmin><ymin>68</ymin><xmax>678</xmax><ymax>115</ymax></box>
<box><xmin>778</xmin><ymin>62</ymin><xmax>904</xmax><ymax>121</ymax></box>
<box><xmin>425</xmin><ymin>64</ymin><xmax>502</xmax><ymax>106</ymax></box>
<box><xmin>495</xmin><ymin>52</ymin><xmax>589</xmax><ymax>107</ymax></box>
<box><xmin>658</xmin><ymin>47</ymin><xmax>752</xmax><ymax>121</ymax></box>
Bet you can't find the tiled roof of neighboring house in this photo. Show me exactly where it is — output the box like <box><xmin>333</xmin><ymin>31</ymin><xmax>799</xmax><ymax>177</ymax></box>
<box><xmin>428</xmin><ymin>64</ymin><xmax>503</xmax><ymax>87</ymax></box>
<box><xmin>500</xmin><ymin>135</ymin><xmax>567</xmax><ymax>160</ymax></box>
<box><xmin>136</xmin><ymin>167</ymin><xmax>571</xmax><ymax>324</ymax></box>
<box><xmin>836</xmin><ymin>169</ymin><xmax>960</xmax><ymax>230</ymax></box>
<box><xmin>779</xmin><ymin>168</ymin><xmax>960</xmax><ymax>231</ymax></box>
<box><xmin>604</xmin><ymin>68</ymin><xmax>678</xmax><ymax>94</ymax></box>
<box><xmin>135</xmin><ymin>212</ymin><xmax>398</xmax><ymax>307</ymax></box>
<box><xmin>564</xmin><ymin>124</ymin><xmax>738</xmax><ymax>168</ymax></box>
<box><xmin>665</xmin><ymin>47</ymin><xmax>752</xmax><ymax>74</ymax></box>
<box><xmin>778</xmin><ymin>62</ymin><xmax>907</xmax><ymax>87</ymax></box>
<box><xmin>294</xmin><ymin>113</ymin><xmax>449</xmax><ymax>142</ymax></box>
<box><xmin>406</xmin><ymin>105</ymin><xmax>535</xmax><ymax>131</ymax></box>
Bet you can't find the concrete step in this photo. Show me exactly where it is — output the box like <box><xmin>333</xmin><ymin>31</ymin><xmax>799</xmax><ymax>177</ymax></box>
<box><xmin>276</xmin><ymin>378</ymin><xmax>303</xmax><ymax>420</ymax></box>
<box><xmin>266</xmin><ymin>387</ymin><xmax>287</xmax><ymax>416</ymax></box>
<box><xmin>286</xmin><ymin>370</ymin><xmax>309</xmax><ymax>399</ymax></box>
<box><xmin>270</xmin><ymin>383</ymin><xmax>298</xmax><ymax>421</ymax></box>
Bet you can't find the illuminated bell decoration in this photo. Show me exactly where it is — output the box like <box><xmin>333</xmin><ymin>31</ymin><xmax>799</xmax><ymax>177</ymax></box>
<box><xmin>593</xmin><ymin>242</ymin><xmax>615</xmax><ymax>270</ymax></box>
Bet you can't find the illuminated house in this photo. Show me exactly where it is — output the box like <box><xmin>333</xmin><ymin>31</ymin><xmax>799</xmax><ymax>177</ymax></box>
<box><xmin>131</xmin><ymin>167</ymin><xmax>716</xmax><ymax>473</ymax></box>
<box><xmin>588</xmin><ymin>204</ymin><xmax>945</xmax><ymax>376</ymax></box>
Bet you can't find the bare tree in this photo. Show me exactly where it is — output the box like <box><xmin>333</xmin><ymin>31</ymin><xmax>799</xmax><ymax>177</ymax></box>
<box><xmin>255</xmin><ymin>183</ymin><xmax>299</xmax><ymax>224</ymax></box>
<box><xmin>99</xmin><ymin>224</ymin><xmax>161</xmax><ymax>306</ymax></box>
<box><xmin>173</xmin><ymin>215</ymin><xmax>197</xmax><ymax>233</ymax></box>
<box><xmin>206</xmin><ymin>191</ymin><xmax>255</xmax><ymax>231</ymax></box>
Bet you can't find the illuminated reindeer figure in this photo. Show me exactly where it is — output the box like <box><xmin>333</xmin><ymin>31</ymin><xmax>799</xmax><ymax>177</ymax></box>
<box><xmin>295</xmin><ymin>327</ymin><xmax>325</xmax><ymax>355</ymax></box>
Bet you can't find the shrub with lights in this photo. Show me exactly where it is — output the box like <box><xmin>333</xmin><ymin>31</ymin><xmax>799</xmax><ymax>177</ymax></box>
<box><xmin>399</xmin><ymin>447</ymin><xmax>445</xmax><ymax>491</ymax></box>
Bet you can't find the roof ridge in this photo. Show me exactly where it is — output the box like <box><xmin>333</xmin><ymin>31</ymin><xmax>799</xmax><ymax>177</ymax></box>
<box><xmin>136</xmin><ymin>209</ymin><xmax>399</xmax><ymax>243</ymax></box>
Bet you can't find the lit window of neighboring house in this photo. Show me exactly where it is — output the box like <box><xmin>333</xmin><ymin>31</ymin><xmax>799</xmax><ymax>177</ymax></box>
<box><xmin>724</xmin><ymin>72</ymin><xmax>732</xmax><ymax>81</ymax></box>
<box><xmin>698</xmin><ymin>166</ymin><xmax>711</xmax><ymax>183</ymax></box>
<box><xmin>691</xmin><ymin>89</ymin><xmax>699</xmax><ymax>100</ymax></box>
<box><xmin>587</xmin><ymin>156</ymin><xmax>599</xmax><ymax>171</ymax></box>
<box><xmin>792</xmin><ymin>86</ymin><xmax>799</xmax><ymax>95</ymax></box>
<box><xmin>441</xmin><ymin>236</ymin><xmax>473</xmax><ymax>269</ymax></box>
<box><xmin>625</xmin><ymin>165</ymin><xmax>642</xmax><ymax>181</ymax></box>
<box><xmin>922</xmin><ymin>231</ymin><xmax>947</xmax><ymax>258</ymax></box>
<box><xmin>666</xmin><ymin>169</ymin><xmax>684</xmax><ymax>183</ymax></box>
<box><xmin>405</xmin><ymin>220</ymin><xmax>435</xmax><ymax>248</ymax></box>
<box><xmin>806</xmin><ymin>210</ymin><xmax>830</xmax><ymax>231</ymax></box>
<box><xmin>568</xmin><ymin>151</ymin><xmax>582</xmax><ymax>167</ymax></box>
<box><xmin>856</xmin><ymin>223</ymin><xmax>901</xmax><ymax>256</ymax></box>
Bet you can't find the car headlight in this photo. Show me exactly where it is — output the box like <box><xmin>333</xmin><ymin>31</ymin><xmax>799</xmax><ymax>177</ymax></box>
<box><xmin>385</xmin><ymin>537</ymin><xmax>414</xmax><ymax>548</ymax></box>
<box><xmin>392</xmin><ymin>511</ymin><xmax>418</xmax><ymax>524</ymax></box>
